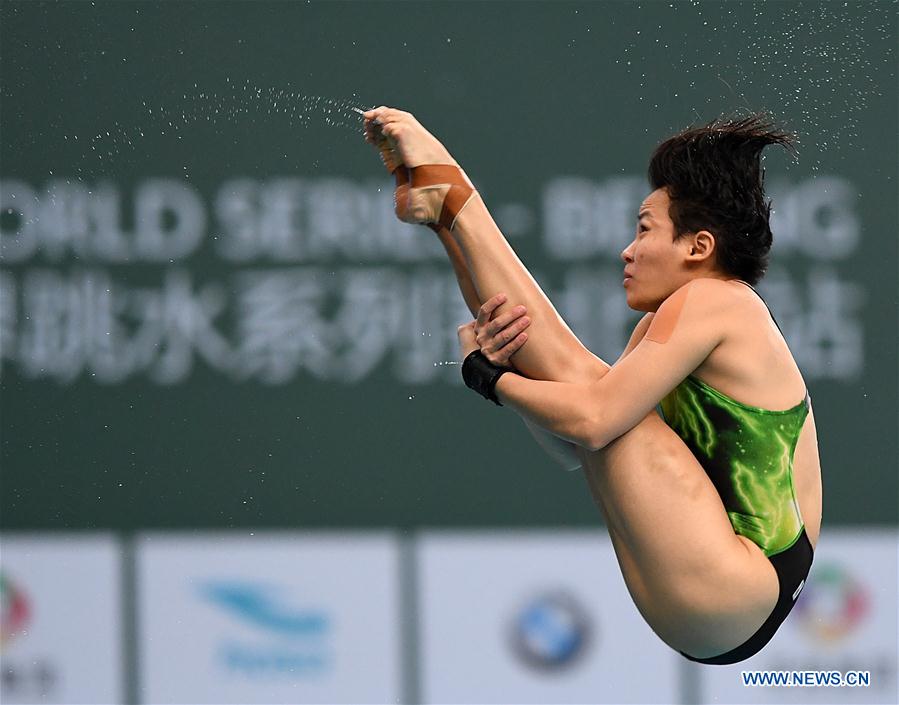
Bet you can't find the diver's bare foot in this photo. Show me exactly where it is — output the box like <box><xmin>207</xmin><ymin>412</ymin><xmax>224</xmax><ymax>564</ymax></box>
<box><xmin>388</xmin><ymin>164</ymin><xmax>477</xmax><ymax>229</ymax></box>
<box><xmin>362</xmin><ymin>107</ymin><xmax>475</xmax><ymax>229</ymax></box>
<box><xmin>363</xmin><ymin>106</ymin><xmax>458</xmax><ymax>168</ymax></box>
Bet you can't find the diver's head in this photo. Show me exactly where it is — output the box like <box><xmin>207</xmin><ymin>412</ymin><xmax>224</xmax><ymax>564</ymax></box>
<box><xmin>620</xmin><ymin>113</ymin><xmax>797</xmax><ymax>312</ymax></box>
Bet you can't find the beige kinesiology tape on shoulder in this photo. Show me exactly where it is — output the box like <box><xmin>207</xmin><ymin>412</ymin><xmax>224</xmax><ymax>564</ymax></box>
<box><xmin>645</xmin><ymin>281</ymin><xmax>693</xmax><ymax>344</ymax></box>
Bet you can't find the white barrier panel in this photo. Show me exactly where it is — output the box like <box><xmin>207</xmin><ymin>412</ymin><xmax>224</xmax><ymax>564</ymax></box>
<box><xmin>0</xmin><ymin>533</ymin><xmax>123</xmax><ymax>705</ymax></box>
<box><xmin>700</xmin><ymin>528</ymin><xmax>899</xmax><ymax>704</ymax></box>
<box><xmin>136</xmin><ymin>532</ymin><xmax>401</xmax><ymax>704</ymax></box>
<box><xmin>417</xmin><ymin>530</ymin><xmax>679</xmax><ymax>704</ymax></box>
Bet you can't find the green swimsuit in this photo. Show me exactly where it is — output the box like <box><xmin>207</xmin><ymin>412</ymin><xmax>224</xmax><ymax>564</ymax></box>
<box><xmin>662</xmin><ymin>369</ymin><xmax>815</xmax><ymax>664</ymax></box>
<box><xmin>659</xmin><ymin>281</ymin><xmax>814</xmax><ymax>664</ymax></box>
<box><xmin>659</xmin><ymin>374</ymin><xmax>811</xmax><ymax>557</ymax></box>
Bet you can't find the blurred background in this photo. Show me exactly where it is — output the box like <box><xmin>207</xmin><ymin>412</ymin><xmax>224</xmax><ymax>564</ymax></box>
<box><xmin>1</xmin><ymin>1</ymin><xmax>896</xmax><ymax>703</ymax></box>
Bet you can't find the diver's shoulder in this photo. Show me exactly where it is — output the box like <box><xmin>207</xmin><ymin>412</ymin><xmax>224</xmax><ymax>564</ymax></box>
<box><xmin>682</xmin><ymin>278</ymin><xmax>778</xmax><ymax>340</ymax></box>
<box><xmin>664</xmin><ymin>279</ymin><xmax>760</xmax><ymax>336</ymax></box>
<box><xmin>673</xmin><ymin>277</ymin><xmax>746</xmax><ymax>310</ymax></box>
<box><xmin>681</xmin><ymin>276</ymin><xmax>742</xmax><ymax>293</ymax></box>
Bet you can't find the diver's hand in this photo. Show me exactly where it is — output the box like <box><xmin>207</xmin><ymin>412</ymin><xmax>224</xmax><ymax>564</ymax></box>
<box><xmin>363</xmin><ymin>106</ymin><xmax>458</xmax><ymax>169</ymax></box>
<box><xmin>474</xmin><ymin>293</ymin><xmax>530</xmax><ymax>366</ymax></box>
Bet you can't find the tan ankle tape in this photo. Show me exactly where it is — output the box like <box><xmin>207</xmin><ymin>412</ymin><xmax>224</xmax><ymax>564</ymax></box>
<box><xmin>410</xmin><ymin>165</ymin><xmax>477</xmax><ymax>231</ymax></box>
<box><xmin>441</xmin><ymin>188</ymin><xmax>477</xmax><ymax>231</ymax></box>
<box><xmin>394</xmin><ymin>165</ymin><xmax>410</xmax><ymax>185</ymax></box>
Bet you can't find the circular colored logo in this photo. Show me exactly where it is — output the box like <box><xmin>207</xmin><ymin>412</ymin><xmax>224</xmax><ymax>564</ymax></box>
<box><xmin>509</xmin><ymin>590</ymin><xmax>592</xmax><ymax>671</ymax></box>
<box><xmin>1</xmin><ymin>573</ymin><xmax>31</xmax><ymax>651</ymax></box>
<box><xmin>793</xmin><ymin>563</ymin><xmax>869</xmax><ymax>643</ymax></box>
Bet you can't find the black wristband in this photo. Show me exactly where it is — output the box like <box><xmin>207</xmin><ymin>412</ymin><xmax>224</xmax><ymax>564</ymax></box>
<box><xmin>462</xmin><ymin>350</ymin><xmax>510</xmax><ymax>406</ymax></box>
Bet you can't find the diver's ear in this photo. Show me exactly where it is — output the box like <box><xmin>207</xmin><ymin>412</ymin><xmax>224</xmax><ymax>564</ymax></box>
<box><xmin>687</xmin><ymin>230</ymin><xmax>716</xmax><ymax>262</ymax></box>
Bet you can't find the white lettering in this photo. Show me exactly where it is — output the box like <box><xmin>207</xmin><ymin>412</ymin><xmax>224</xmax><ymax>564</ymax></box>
<box><xmin>760</xmin><ymin>266</ymin><xmax>865</xmax><ymax>379</ymax></box>
<box><xmin>0</xmin><ymin>180</ymin><xmax>39</xmax><ymax>262</ymax></box>
<box><xmin>233</xmin><ymin>268</ymin><xmax>331</xmax><ymax>382</ymax></box>
<box><xmin>770</xmin><ymin>177</ymin><xmax>860</xmax><ymax>259</ymax></box>
<box><xmin>394</xmin><ymin>270</ymin><xmax>470</xmax><ymax>384</ymax></box>
<box><xmin>216</xmin><ymin>179</ymin><xmax>261</xmax><ymax>262</ymax></box>
<box><xmin>135</xmin><ymin>179</ymin><xmax>206</xmax><ymax>261</ymax></box>
<box><xmin>542</xmin><ymin>176</ymin><xmax>644</xmax><ymax>259</ymax></box>
<box><xmin>19</xmin><ymin>269</ymin><xmax>86</xmax><ymax>382</ymax></box>
<box><xmin>0</xmin><ymin>270</ymin><xmax>16</xmax><ymax>370</ymax></box>
<box><xmin>551</xmin><ymin>266</ymin><xmax>635</xmax><ymax>362</ymax></box>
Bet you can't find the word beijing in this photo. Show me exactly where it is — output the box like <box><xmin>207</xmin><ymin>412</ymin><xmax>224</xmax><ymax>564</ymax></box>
<box><xmin>1</xmin><ymin>176</ymin><xmax>859</xmax><ymax>263</ymax></box>
<box><xmin>0</xmin><ymin>176</ymin><xmax>865</xmax><ymax>385</ymax></box>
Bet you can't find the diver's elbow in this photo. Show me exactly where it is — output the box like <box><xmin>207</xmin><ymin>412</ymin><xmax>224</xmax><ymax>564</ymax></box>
<box><xmin>582</xmin><ymin>436</ymin><xmax>610</xmax><ymax>452</ymax></box>
<box><xmin>578</xmin><ymin>417</ymin><xmax>610</xmax><ymax>452</ymax></box>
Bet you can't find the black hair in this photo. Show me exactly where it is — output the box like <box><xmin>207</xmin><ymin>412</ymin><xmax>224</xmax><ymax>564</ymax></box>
<box><xmin>647</xmin><ymin>112</ymin><xmax>797</xmax><ymax>285</ymax></box>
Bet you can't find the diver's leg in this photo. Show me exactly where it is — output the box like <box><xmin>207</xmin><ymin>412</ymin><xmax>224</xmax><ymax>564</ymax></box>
<box><xmin>431</xmin><ymin>218</ymin><xmax>604</xmax><ymax>386</ymax></box>
<box><xmin>432</xmin><ymin>225</ymin><xmax>482</xmax><ymax>317</ymax></box>
<box><xmin>432</xmin><ymin>221</ymin><xmax>588</xmax><ymax>470</ymax></box>
<box><xmin>447</xmin><ymin>195</ymin><xmax>602</xmax><ymax>383</ymax></box>
<box><xmin>432</xmin><ymin>217</ymin><xmax>780</xmax><ymax>658</ymax></box>
<box><xmin>367</xmin><ymin>107</ymin><xmax>600</xmax><ymax>382</ymax></box>
<box><xmin>582</xmin><ymin>416</ymin><xmax>781</xmax><ymax>658</ymax></box>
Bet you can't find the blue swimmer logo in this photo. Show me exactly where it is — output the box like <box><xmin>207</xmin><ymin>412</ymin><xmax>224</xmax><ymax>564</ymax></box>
<box><xmin>199</xmin><ymin>581</ymin><xmax>333</xmax><ymax>677</ymax></box>
<box><xmin>200</xmin><ymin>582</ymin><xmax>329</xmax><ymax>637</ymax></box>
<box><xmin>509</xmin><ymin>591</ymin><xmax>592</xmax><ymax>671</ymax></box>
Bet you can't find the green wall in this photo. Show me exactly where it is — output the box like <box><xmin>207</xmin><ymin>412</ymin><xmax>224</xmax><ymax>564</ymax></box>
<box><xmin>1</xmin><ymin>1</ymin><xmax>896</xmax><ymax>529</ymax></box>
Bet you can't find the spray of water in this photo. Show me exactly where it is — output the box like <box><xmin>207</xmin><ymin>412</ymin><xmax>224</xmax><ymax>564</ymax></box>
<box><xmin>11</xmin><ymin>80</ymin><xmax>375</xmax><ymax>229</ymax></box>
<box><xmin>64</xmin><ymin>78</ymin><xmax>372</xmax><ymax>167</ymax></box>
<box><xmin>618</xmin><ymin>1</ymin><xmax>893</xmax><ymax>171</ymax></box>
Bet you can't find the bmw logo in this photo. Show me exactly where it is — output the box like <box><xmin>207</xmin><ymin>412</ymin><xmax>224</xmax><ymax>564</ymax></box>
<box><xmin>509</xmin><ymin>591</ymin><xmax>593</xmax><ymax>671</ymax></box>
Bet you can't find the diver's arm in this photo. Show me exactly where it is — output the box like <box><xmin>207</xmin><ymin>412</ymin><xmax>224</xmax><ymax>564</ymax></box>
<box><xmin>488</xmin><ymin>279</ymin><xmax>725</xmax><ymax>449</ymax></box>
<box><xmin>614</xmin><ymin>312</ymin><xmax>655</xmax><ymax>364</ymax></box>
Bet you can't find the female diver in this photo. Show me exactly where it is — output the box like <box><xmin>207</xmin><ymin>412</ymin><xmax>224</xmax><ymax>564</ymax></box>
<box><xmin>362</xmin><ymin>107</ymin><xmax>822</xmax><ymax>665</ymax></box>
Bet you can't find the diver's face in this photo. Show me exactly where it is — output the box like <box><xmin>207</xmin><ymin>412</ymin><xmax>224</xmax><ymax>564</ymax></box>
<box><xmin>620</xmin><ymin>188</ymin><xmax>692</xmax><ymax>312</ymax></box>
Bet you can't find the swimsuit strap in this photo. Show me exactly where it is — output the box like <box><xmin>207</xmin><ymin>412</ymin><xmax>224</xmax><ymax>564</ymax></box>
<box><xmin>730</xmin><ymin>279</ymin><xmax>786</xmax><ymax>338</ymax></box>
<box><xmin>732</xmin><ymin>280</ymin><xmax>811</xmax><ymax>410</ymax></box>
